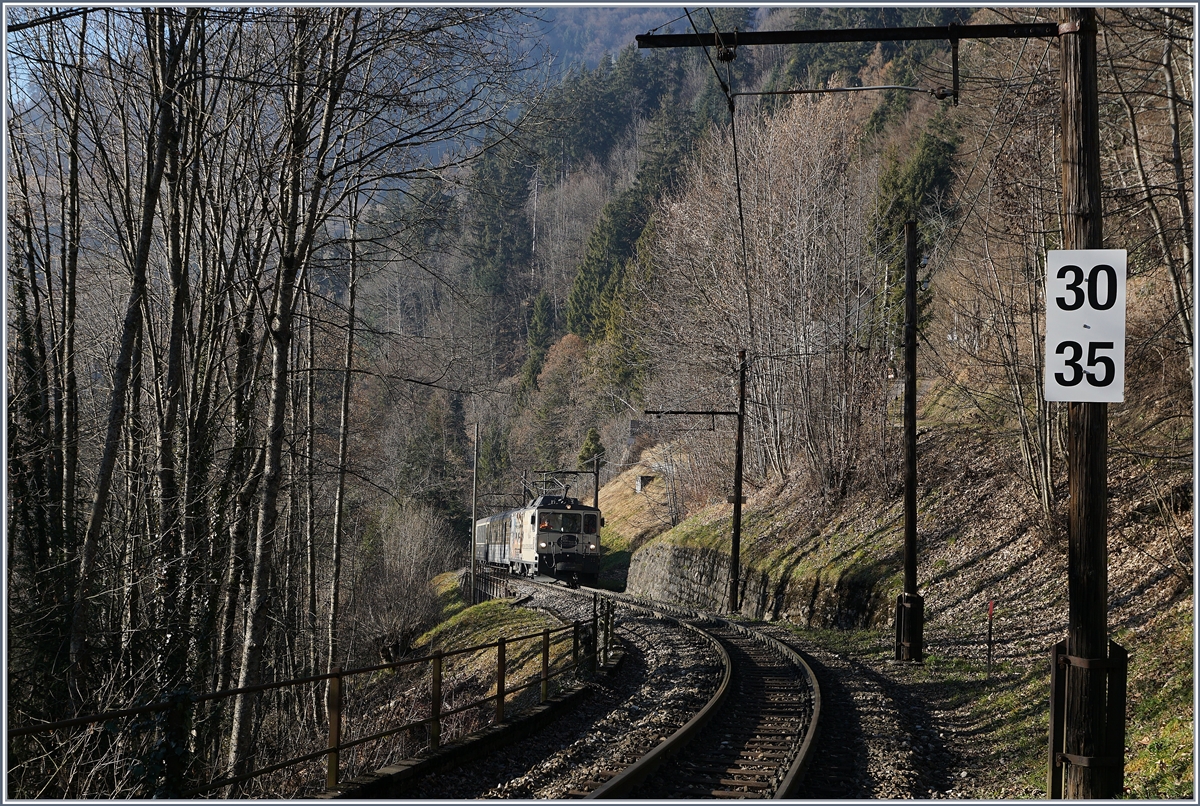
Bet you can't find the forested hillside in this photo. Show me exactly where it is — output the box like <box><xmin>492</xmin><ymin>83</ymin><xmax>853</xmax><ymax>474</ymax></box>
<box><xmin>6</xmin><ymin>7</ymin><xmax>1191</xmax><ymax>796</ymax></box>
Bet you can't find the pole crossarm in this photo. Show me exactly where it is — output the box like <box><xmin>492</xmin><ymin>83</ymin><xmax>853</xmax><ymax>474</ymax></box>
<box><xmin>636</xmin><ymin>22</ymin><xmax>1062</xmax><ymax>50</ymax></box>
<box><xmin>733</xmin><ymin>85</ymin><xmax>950</xmax><ymax>100</ymax></box>
<box><xmin>644</xmin><ymin>409</ymin><xmax>738</xmax><ymax>417</ymax></box>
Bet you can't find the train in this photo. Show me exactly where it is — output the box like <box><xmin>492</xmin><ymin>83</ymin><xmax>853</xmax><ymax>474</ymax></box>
<box><xmin>474</xmin><ymin>495</ymin><xmax>603</xmax><ymax>587</ymax></box>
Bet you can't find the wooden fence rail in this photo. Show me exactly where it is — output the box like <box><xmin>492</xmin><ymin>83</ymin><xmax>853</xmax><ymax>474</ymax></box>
<box><xmin>8</xmin><ymin>614</ymin><xmax>606</xmax><ymax>798</ymax></box>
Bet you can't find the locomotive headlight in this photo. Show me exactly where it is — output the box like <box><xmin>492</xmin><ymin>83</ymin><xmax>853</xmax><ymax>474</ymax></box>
<box><xmin>587</xmin><ymin>543</ymin><xmax>597</xmax><ymax>551</ymax></box>
<box><xmin>539</xmin><ymin>541</ymin><xmax>548</xmax><ymax>548</ymax></box>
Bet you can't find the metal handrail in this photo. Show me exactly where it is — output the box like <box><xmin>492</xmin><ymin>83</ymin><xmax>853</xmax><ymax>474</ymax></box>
<box><xmin>10</xmin><ymin>623</ymin><xmax>582</xmax><ymax>739</ymax></box>
<box><xmin>9</xmin><ymin>616</ymin><xmax>597</xmax><ymax>798</ymax></box>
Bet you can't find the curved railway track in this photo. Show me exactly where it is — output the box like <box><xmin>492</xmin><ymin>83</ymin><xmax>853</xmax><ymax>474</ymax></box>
<box><xmin>572</xmin><ymin>590</ymin><xmax>820</xmax><ymax>799</ymax></box>
<box><xmin>374</xmin><ymin>581</ymin><xmax>820</xmax><ymax>799</ymax></box>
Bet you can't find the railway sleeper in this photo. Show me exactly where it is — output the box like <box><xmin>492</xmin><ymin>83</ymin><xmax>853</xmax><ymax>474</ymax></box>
<box><xmin>754</xmin><ymin>709</ymin><xmax>807</xmax><ymax>718</ymax></box>
<box><xmin>683</xmin><ymin>788</ymin><xmax>767</xmax><ymax>798</ymax></box>
<box><xmin>684</xmin><ymin>776</ymin><xmax>773</xmax><ymax>790</ymax></box>
<box><xmin>737</xmin><ymin>751</ymin><xmax>792</xmax><ymax>761</ymax></box>
<box><xmin>697</xmin><ymin>752</ymin><xmax>786</xmax><ymax>765</ymax></box>
<box><xmin>684</xmin><ymin>764</ymin><xmax>777</xmax><ymax>776</ymax></box>
<box><xmin>730</xmin><ymin>733</ymin><xmax>793</xmax><ymax>742</ymax></box>
<box><xmin>717</xmin><ymin>778</ymin><xmax>773</xmax><ymax>789</ymax></box>
<box><xmin>694</xmin><ymin>760</ymin><xmax>778</xmax><ymax>773</ymax></box>
<box><xmin>741</xmin><ymin>741</ymin><xmax>794</xmax><ymax>751</ymax></box>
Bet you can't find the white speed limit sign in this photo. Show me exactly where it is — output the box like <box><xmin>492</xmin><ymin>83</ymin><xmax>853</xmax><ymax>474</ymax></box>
<box><xmin>1044</xmin><ymin>250</ymin><xmax>1126</xmax><ymax>402</ymax></box>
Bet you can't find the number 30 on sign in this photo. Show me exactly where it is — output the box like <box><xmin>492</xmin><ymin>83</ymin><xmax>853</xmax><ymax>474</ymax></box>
<box><xmin>1044</xmin><ymin>250</ymin><xmax>1126</xmax><ymax>403</ymax></box>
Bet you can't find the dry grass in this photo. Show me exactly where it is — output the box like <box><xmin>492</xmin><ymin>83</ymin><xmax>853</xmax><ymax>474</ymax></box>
<box><xmin>613</xmin><ymin>375</ymin><xmax>1192</xmax><ymax>798</ymax></box>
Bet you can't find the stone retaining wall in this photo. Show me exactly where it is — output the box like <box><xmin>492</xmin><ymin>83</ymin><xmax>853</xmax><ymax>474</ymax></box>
<box><xmin>625</xmin><ymin>542</ymin><xmax>894</xmax><ymax>629</ymax></box>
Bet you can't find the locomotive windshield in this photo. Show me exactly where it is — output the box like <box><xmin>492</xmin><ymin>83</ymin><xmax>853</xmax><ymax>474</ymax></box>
<box><xmin>537</xmin><ymin>511</ymin><xmax>581</xmax><ymax>533</ymax></box>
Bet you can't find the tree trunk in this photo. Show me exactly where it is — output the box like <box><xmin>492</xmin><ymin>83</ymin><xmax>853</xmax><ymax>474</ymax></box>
<box><xmin>154</xmin><ymin>77</ymin><xmax>192</xmax><ymax>691</ymax></box>
<box><xmin>226</xmin><ymin>264</ymin><xmax>298</xmax><ymax>778</ymax></box>
<box><xmin>59</xmin><ymin>11</ymin><xmax>87</xmax><ymax>563</ymax></box>
<box><xmin>1160</xmin><ymin>34</ymin><xmax>1194</xmax><ymax>371</ymax></box>
<box><xmin>228</xmin><ymin>9</ymin><xmax>350</xmax><ymax>777</ymax></box>
<box><xmin>70</xmin><ymin>8</ymin><xmax>198</xmax><ymax>697</ymax></box>
<box><xmin>305</xmin><ymin>280</ymin><xmax>322</xmax><ymax>719</ymax></box>
<box><xmin>327</xmin><ymin>217</ymin><xmax>359</xmax><ymax>671</ymax></box>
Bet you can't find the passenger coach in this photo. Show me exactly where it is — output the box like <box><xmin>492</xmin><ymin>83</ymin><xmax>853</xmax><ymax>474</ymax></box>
<box><xmin>475</xmin><ymin>495</ymin><xmax>602</xmax><ymax>587</ymax></box>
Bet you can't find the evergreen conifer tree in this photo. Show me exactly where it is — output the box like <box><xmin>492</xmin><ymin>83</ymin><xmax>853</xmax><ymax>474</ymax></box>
<box><xmin>520</xmin><ymin>291</ymin><xmax>555</xmax><ymax>393</ymax></box>
<box><xmin>466</xmin><ymin>147</ymin><xmax>533</xmax><ymax>295</ymax></box>
<box><xmin>577</xmin><ymin>427</ymin><xmax>605</xmax><ymax>469</ymax></box>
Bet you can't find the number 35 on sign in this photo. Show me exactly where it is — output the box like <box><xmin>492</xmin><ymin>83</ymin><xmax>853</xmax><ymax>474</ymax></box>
<box><xmin>1044</xmin><ymin>250</ymin><xmax>1126</xmax><ymax>403</ymax></box>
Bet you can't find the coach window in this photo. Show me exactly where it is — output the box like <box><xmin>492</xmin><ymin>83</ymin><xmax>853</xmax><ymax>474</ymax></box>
<box><xmin>538</xmin><ymin>512</ymin><xmax>584</xmax><ymax>533</ymax></box>
<box><xmin>583</xmin><ymin>514</ymin><xmax>597</xmax><ymax>534</ymax></box>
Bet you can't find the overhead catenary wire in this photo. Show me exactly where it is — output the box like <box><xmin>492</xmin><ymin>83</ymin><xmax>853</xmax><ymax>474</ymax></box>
<box><xmin>727</xmin><ymin>103</ymin><xmax>756</xmax><ymax>347</ymax></box>
<box><xmin>914</xmin><ymin>36</ymin><xmax>1055</xmax><ymax>378</ymax></box>
<box><xmin>685</xmin><ymin>7</ymin><xmax>730</xmax><ymax>95</ymax></box>
<box><xmin>662</xmin><ymin>10</ymin><xmax>1052</xmax><ymax>409</ymax></box>
<box><xmin>674</xmin><ymin>10</ymin><xmax>969</xmax><ymax>355</ymax></box>
<box><xmin>684</xmin><ymin>7</ymin><xmax>756</xmax><ymax>347</ymax></box>
<box><xmin>936</xmin><ymin>35</ymin><xmax>1051</xmax><ymax>266</ymax></box>
<box><xmin>644</xmin><ymin>11</ymin><xmax>693</xmax><ymax>38</ymax></box>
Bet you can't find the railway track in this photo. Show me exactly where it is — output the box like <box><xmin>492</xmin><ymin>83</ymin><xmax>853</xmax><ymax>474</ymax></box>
<box><xmin>551</xmin><ymin>587</ymin><xmax>820</xmax><ymax>800</ymax></box>
<box><xmin>626</xmin><ymin>619</ymin><xmax>816</xmax><ymax>799</ymax></box>
<box><xmin>393</xmin><ymin>581</ymin><xmax>819</xmax><ymax>799</ymax></box>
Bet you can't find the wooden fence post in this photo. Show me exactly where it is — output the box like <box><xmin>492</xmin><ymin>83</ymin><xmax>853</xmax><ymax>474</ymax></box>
<box><xmin>590</xmin><ymin>601</ymin><xmax>598</xmax><ymax>675</ymax></box>
<box><xmin>602</xmin><ymin>601</ymin><xmax>612</xmax><ymax>666</ymax></box>
<box><xmin>161</xmin><ymin>689</ymin><xmax>189</xmax><ymax>798</ymax></box>
<box><xmin>495</xmin><ymin>638</ymin><xmax>506</xmax><ymax>724</ymax></box>
<box><xmin>1106</xmin><ymin>641</ymin><xmax>1128</xmax><ymax>796</ymax></box>
<box><xmin>1048</xmin><ymin>640</ymin><xmax>1067</xmax><ymax>798</ymax></box>
<box><xmin>326</xmin><ymin>667</ymin><xmax>342</xmax><ymax>791</ymax></box>
<box><xmin>541</xmin><ymin>629</ymin><xmax>550</xmax><ymax>703</ymax></box>
<box><xmin>573</xmin><ymin>621</ymin><xmax>580</xmax><ymax>673</ymax></box>
<box><xmin>430</xmin><ymin>651</ymin><xmax>443</xmax><ymax>750</ymax></box>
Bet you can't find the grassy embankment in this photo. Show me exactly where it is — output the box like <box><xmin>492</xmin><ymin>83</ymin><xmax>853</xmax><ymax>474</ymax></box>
<box><xmin>597</xmin><ymin>375</ymin><xmax>1191</xmax><ymax>798</ymax></box>
<box><xmin>768</xmin><ymin>601</ymin><xmax>1192</xmax><ymax>799</ymax></box>
<box><xmin>400</xmin><ymin>573</ymin><xmax>579</xmax><ymax>721</ymax></box>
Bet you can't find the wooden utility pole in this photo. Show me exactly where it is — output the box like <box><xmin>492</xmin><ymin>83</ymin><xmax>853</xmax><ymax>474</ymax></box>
<box><xmin>645</xmin><ymin>350</ymin><xmax>748</xmax><ymax>614</ymax></box>
<box><xmin>637</xmin><ymin>17</ymin><xmax>1059</xmax><ymax>620</ymax></box>
<box><xmin>896</xmin><ymin>220</ymin><xmax>923</xmax><ymax>662</ymax></box>
<box><xmin>729</xmin><ymin>349</ymin><xmax>747</xmax><ymax>613</ymax></box>
<box><xmin>637</xmin><ymin>11</ymin><xmax>1122</xmax><ymax>794</ymax></box>
<box><xmin>471</xmin><ymin>422</ymin><xmax>479</xmax><ymax>605</ymax></box>
<box><xmin>1059</xmin><ymin>8</ymin><xmax>1118</xmax><ymax>799</ymax></box>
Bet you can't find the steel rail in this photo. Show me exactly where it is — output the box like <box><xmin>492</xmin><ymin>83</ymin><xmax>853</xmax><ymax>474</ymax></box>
<box><xmin>573</xmin><ymin>587</ymin><xmax>822</xmax><ymax>799</ymax></box>
<box><xmin>719</xmin><ymin>618</ymin><xmax>822</xmax><ymax>798</ymax></box>
<box><xmin>585</xmin><ymin>596</ymin><xmax>733</xmax><ymax>799</ymax></box>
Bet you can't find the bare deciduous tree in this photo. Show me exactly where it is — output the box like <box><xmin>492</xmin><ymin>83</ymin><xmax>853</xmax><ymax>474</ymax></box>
<box><xmin>637</xmin><ymin>95</ymin><xmax>889</xmax><ymax>498</ymax></box>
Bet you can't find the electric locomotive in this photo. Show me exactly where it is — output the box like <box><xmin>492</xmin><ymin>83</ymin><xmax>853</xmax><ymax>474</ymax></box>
<box><xmin>475</xmin><ymin>495</ymin><xmax>602</xmax><ymax>587</ymax></box>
